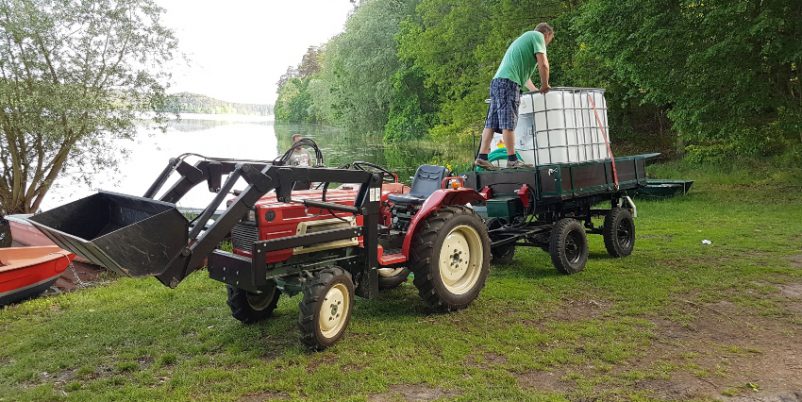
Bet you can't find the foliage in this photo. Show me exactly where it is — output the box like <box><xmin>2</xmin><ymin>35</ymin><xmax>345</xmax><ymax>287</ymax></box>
<box><xmin>0</xmin><ymin>0</ymin><xmax>176</xmax><ymax>214</ymax></box>
<box><xmin>274</xmin><ymin>77</ymin><xmax>313</xmax><ymax>122</ymax></box>
<box><xmin>274</xmin><ymin>0</ymin><xmax>419</xmax><ymax>132</ymax></box>
<box><xmin>275</xmin><ymin>0</ymin><xmax>801</xmax><ymax>160</ymax></box>
<box><xmin>574</xmin><ymin>0</ymin><xmax>802</xmax><ymax>158</ymax></box>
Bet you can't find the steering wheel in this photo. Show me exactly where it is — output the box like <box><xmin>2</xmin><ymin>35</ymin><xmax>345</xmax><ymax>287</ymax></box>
<box><xmin>351</xmin><ymin>161</ymin><xmax>398</xmax><ymax>184</ymax></box>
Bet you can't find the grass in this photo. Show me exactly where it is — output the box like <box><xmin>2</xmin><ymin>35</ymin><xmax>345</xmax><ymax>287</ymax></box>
<box><xmin>2</xmin><ymin>160</ymin><xmax>802</xmax><ymax>401</ymax></box>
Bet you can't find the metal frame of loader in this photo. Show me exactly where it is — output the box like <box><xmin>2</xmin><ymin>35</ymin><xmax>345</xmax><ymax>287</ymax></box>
<box><xmin>30</xmin><ymin>156</ymin><xmax>385</xmax><ymax>297</ymax></box>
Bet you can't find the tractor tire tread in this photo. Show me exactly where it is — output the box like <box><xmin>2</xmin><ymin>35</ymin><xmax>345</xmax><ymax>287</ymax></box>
<box><xmin>298</xmin><ymin>267</ymin><xmax>353</xmax><ymax>351</ymax></box>
<box><xmin>409</xmin><ymin>205</ymin><xmax>490</xmax><ymax>312</ymax></box>
<box><xmin>226</xmin><ymin>285</ymin><xmax>280</xmax><ymax>324</ymax></box>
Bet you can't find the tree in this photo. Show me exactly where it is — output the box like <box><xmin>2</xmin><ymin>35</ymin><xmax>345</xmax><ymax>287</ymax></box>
<box><xmin>0</xmin><ymin>0</ymin><xmax>177</xmax><ymax>214</ymax></box>
<box><xmin>320</xmin><ymin>0</ymin><xmax>419</xmax><ymax>131</ymax></box>
<box><xmin>574</xmin><ymin>0</ymin><xmax>802</xmax><ymax>159</ymax></box>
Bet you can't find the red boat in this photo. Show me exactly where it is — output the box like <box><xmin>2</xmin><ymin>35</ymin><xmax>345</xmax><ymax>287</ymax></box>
<box><xmin>0</xmin><ymin>246</ymin><xmax>75</xmax><ymax>306</ymax></box>
<box><xmin>4</xmin><ymin>214</ymin><xmax>56</xmax><ymax>247</ymax></box>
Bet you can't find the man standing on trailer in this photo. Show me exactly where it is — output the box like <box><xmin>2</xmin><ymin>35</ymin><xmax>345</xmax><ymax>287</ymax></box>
<box><xmin>475</xmin><ymin>22</ymin><xmax>554</xmax><ymax>169</ymax></box>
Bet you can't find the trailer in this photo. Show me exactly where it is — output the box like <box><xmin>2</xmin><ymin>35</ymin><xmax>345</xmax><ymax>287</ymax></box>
<box><xmin>462</xmin><ymin>153</ymin><xmax>656</xmax><ymax>272</ymax></box>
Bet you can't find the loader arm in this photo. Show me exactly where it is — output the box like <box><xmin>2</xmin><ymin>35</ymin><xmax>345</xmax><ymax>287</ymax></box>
<box><xmin>29</xmin><ymin>155</ymin><xmax>382</xmax><ymax>289</ymax></box>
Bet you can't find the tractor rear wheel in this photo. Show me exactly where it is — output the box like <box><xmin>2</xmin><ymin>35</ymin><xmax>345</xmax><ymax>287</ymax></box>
<box><xmin>227</xmin><ymin>282</ymin><xmax>281</xmax><ymax>324</ymax></box>
<box><xmin>298</xmin><ymin>267</ymin><xmax>354</xmax><ymax>351</ymax></box>
<box><xmin>549</xmin><ymin>218</ymin><xmax>589</xmax><ymax>274</ymax></box>
<box><xmin>409</xmin><ymin>206</ymin><xmax>490</xmax><ymax>312</ymax></box>
<box><xmin>603</xmin><ymin>207</ymin><xmax>635</xmax><ymax>257</ymax></box>
<box><xmin>377</xmin><ymin>268</ymin><xmax>410</xmax><ymax>290</ymax></box>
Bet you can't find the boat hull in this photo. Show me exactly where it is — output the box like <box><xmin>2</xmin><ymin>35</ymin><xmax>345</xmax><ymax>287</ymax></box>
<box><xmin>0</xmin><ymin>246</ymin><xmax>75</xmax><ymax>306</ymax></box>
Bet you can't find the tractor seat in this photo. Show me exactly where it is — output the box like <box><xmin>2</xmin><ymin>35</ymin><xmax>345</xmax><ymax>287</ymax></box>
<box><xmin>387</xmin><ymin>165</ymin><xmax>448</xmax><ymax>205</ymax></box>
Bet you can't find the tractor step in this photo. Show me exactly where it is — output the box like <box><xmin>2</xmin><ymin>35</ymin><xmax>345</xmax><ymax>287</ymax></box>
<box><xmin>378</xmin><ymin>247</ymin><xmax>406</xmax><ymax>265</ymax></box>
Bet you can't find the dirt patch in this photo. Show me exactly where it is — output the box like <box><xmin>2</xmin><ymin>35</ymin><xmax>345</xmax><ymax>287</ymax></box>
<box><xmin>484</xmin><ymin>352</ymin><xmax>507</xmax><ymax>366</ymax></box>
<box><xmin>779</xmin><ymin>284</ymin><xmax>802</xmax><ymax>299</ymax></box>
<box><xmin>635</xmin><ymin>372</ymin><xmax>719</xmax><ymax>400</ymax></box>
<box><xmin>516</xmin><ymin>370</ymin><xmax>569</xmax><ymax>393</ymax></box>
<box><xmin>789</xmin><ymin>255</ymin><xmax>802</xmax><ymax>269</ymax></box>
<box><xmin>633</xmin><ymin>297</ymin><xmax>802</xmax><ymax>401</ymax></box>
<box><xmin>367</xmin><ymin>384</ymin><xmax>460</xmax><ymax>402</ymax></box>
<box><xmin>305</xmin><ymin>353</ymin><xmax>337</xmax><ymax>372</ymax></box>
<box><xmin>238</xmin><ymin>391</ymin><xmax>289</xmax><ymax>401</ymax></box>
<box><xmin>547</xmin><ymin>298</ymin><xmax>611</xmax><ymax>322</ymax></box>
<box><xmin>728</xmin><ymin>390</ymin><xmax>802</xmax><ymax>402</ymax></box>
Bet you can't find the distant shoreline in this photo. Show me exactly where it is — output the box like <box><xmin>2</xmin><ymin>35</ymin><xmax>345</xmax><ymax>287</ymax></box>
<box><xmin>136</xmin><ymin>111</ymin><xmax>274</xmax><ymax>123</ymax></box>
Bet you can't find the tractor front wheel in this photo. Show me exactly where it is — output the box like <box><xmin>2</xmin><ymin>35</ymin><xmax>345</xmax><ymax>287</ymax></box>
<box><xmin>226</xmin><ymin>282</ymin><xmax>281</xmax><ymax>324</ymax></box>
<box><xmin>298</xmin><ymin>267</ymin><xmax>355</xmax><ymax>351</ymax></box>
<box><xmin>409</xmin><ymin>206</ymin><xmax>491</xmax><ymax>312</ymax></box>
<box><xmin>549</xmin><ymin>218</ymin><xmax>589</xmax><ymax>274</ymax></box>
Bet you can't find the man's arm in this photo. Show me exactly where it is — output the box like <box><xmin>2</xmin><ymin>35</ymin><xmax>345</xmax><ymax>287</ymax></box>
<box><xmin>536</xmin><ymin>52</ymin><xmax>550</xmax><ymax>93</ymax></box>
<box><xmin>525</xmin><ymin>79</ymin><xmax>537</xmax><ymax>92</ymax></box>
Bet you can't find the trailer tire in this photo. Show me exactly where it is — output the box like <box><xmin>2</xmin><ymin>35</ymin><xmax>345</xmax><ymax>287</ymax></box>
<box><xmin>377</xmin><ymin>268</ymin><xmax>410</xmax><ymax>290</ymax></box>
<box><xmin>409</xmin><ymin>206</ymin><xmax>490</xmax><ymax>312</ymax></box>
<box><xmin>491</xmin><ymin>243</ymin><xmax>516</xmax><ymax>265</ymax></box>
<box><xmin>298</xmin><ymin>267</ymin><xmax>354</xmax><ymax>351</ymax></box>
<box><xmin>226</xmin><ymin>283</ymin><xmax>281</xmax><ymax>324</ymax></box>
<box><xmin>549</xmin><ymin>218</ymin><xmax>589</xmax><ymax>274</ymax></box>
<box><xmin>603</xmin><ymin>208</ymin><xmax>635</xmax><ymax>257</ymax></box>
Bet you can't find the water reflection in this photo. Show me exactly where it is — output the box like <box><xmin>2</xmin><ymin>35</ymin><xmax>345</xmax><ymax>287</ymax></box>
<box><xmin>44</xmin><ymin>116</ymin><xmax>474</xmax><ymax>210</ymax></box>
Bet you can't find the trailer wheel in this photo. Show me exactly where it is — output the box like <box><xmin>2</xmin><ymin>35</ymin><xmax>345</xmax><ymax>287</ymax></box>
<box><xmin>410</xmin><ymin>206</ymin><xmax>491</xmax><ymax>312</ymax></box>
<box><xmin>491</xmin><ymin>243</ymin><xmax>516</xmax><ymax>265</ymax></box>
<box><xmin>377</xmin><ymin>268</ymin><xmax>410</xmax><ymax>290</ymax></box>
<box><xmin>226</xmin><ymin>282</ymin><xmax>281</xmax><ymax>324</ymax></box>
<box><xmin>298</xmin><ymin>267</ymin><xmax>354</xmax><ymax>351</ymax></box>
<box><xmin>549</xmin><ymin>218</ymin><xmax>589</xmax><ymax>274</ymax></box>
<box><xmin>603</xmin><ymin>208</ymin><xmax>635</xmax><ymax>257</ymax></box>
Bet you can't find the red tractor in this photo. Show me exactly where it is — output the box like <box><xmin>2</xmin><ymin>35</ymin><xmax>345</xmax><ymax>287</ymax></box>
<box><xmin>30</xmin><ymin>139</ymin><xmax>651</xmax><ymax>350</ymax></box>
<box><xmin>30</xmin><ymin>144</ymin><xmax>492</xmax><ymax>350</ymax></box>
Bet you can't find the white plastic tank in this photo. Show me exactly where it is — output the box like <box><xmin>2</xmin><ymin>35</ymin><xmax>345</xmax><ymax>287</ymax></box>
<box><xmin>512</xmin><ymin>88</ymin><xmax>611</xmax><ymax>166</ymax></box>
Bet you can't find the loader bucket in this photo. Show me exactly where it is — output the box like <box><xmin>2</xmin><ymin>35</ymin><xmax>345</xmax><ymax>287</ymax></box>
<box><xmin>28</xmin><ymin>192</ymin><xmax>189</xmax><ymax>277</ymax></box>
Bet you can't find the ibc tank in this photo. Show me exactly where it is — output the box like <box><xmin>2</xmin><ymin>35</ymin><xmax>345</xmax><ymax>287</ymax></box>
<box><xmin>512</xmin><ymin>87</ymin><xmax>611</xmax><ymax>166</ymax></box>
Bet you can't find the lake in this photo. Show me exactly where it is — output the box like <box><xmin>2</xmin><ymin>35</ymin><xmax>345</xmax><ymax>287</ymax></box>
<box><xmin>43</xmin><ymin>114</ymin><xmax>476</xmax><ymax>211</ymax></box>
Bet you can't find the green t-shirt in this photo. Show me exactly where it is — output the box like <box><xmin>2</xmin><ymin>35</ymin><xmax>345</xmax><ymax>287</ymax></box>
<box><xmin>493</xmin><ymin>30</ymin><xmax>547</xmax><ymax>87</ymax></box>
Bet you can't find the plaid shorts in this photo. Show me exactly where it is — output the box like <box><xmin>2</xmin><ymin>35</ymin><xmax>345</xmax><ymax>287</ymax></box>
<box><xmin>484</xmin><ymin>78</ymin><xmax>521</xmax><ymax>133</ymax></box>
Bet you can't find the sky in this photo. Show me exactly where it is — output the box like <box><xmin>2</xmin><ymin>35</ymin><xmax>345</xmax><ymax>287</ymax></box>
<box><xmin>158</xmin><ymin>0</ymin><xmax>355</xmax><ymax>105</ymax></box>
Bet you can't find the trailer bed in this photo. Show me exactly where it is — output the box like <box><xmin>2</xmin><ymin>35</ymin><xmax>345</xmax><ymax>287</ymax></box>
<box><xmin>464</xmin><ymin>153</ymin><xmax>658</xmax><ymax>204</ymax></box>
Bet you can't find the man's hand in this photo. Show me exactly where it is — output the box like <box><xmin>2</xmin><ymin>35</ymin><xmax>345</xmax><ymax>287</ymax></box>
<box><xmin>540</xmin><ymin>83</ymin><xmax>551</xmax><ymax>93</ymax></box>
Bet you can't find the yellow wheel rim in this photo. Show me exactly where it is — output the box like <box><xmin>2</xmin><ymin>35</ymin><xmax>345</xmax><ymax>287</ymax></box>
<box><xmin>319</xmin><ymin>283</ymin><xmax>349</xmax><ymax>339</ymax></box>
<box><xmin>377</xmin><ymin>268</ymin><xmax>405</xmax><ymax>278</ymax></box>
<box><xmin>437</xmin><ymin>224</ymin><xmax>483</xmax><ymax>295</ymax></box>
<box><xmin>245</xmin><ymin>288</ymin><xmax>275</xmax><ymax>311</ymax></box>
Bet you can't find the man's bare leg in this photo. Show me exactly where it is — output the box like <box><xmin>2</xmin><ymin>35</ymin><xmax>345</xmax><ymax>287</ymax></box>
<box><xmin>502</xmin><ymin>129</ymin><xmax>516</xmax><ymax>157</ymax></box>
<box><xmin>479</xmin><ymin>127</ymin><xmax>495</xmax><ymax>154</ymax></box>
<box><xmin>474</xmin><ymin>127</ymin><xmax>498</xmax><ymax>169</ymax></box>
<box><xmin>503</xmin><ymin>128</ymin><xmax>532</xmax><ymax>168</ymax></box>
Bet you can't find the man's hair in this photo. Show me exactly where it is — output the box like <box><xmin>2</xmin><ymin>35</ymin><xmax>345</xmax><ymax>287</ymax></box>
<box><xmin>535</xmin><ymin>22</ymin><xmax>553</xmax><ymax>34</ymax></box>
<box><xmin>291</xmin><ymin>133</ymin><xmax>303</xmax><ymax>142</ymax></box>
